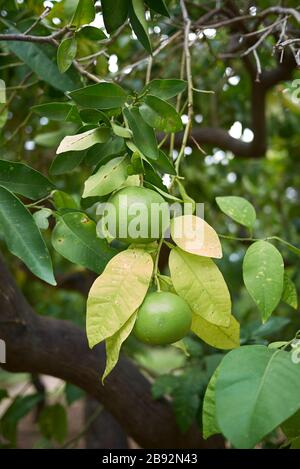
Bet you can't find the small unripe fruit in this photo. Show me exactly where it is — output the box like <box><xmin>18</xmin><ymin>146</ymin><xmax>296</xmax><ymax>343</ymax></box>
<box><xmin>107</xmin><ymin>186</ymin><xmax>168</xmax><ymax>244</ymax></box>
<box><xmin>133</xmin><ymin>291</ymin><xmax>192</xmax><ymax>345</ymax></box>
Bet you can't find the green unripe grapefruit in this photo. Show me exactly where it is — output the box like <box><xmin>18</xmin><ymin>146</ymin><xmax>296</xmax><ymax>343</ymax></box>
<box><xmin>133</xmin><ymin>292</ymin><xmax>192</xmax><ymax>345</ymax></box>
<box><xmin>107</xmin><ymin>186</ymin><xmax>168</xmax><ymax>244</ymax></box>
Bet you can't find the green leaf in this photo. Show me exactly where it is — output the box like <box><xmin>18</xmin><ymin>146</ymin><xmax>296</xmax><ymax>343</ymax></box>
<box><xmin>56</xmin><ymin>127</ymin><xmax>110</xmax><ymax>154</ymax></box>
<box><xmin>171</xmin><ymin>369</ymin><xmax>205</xmax><ymax>432</ymax></box>
<box><xmin>282</xmin><ymin>273</ymin><xmax>298</xmax><ymax>309</ymax></box>
<box><xmin>0</xmin><ymin>394</ymin><xmax>42</xmax><ymax>446</ymax></box>
<box><xmin>243</xmin><ymin>241</ymin><xmax>284</xmax><ymax>322</ymax></box>
<box><xmin>140</xmin><ymin>95</ymin><xmax>183</xmax><ymax>133</ymax></box>
<box><xmin>82</xmin><ymin>156</ymin><xmax>128</xmax><ymax>198</ymax></box>
<box><xmin>103</xmin><ymin>312</ymin><xmax>137</xmax><ymax>381</ymax></box>
<box><xmin>124</xmin><ymin>107</ymin><xmax>158</xmax><ymax>160</ymax></box>
<box><xmin>268</xmin><ymin>341</ymin><xmax>288</xmax><ymax>350</ymax></box>
<box><xmin>157</xmin><ymin>274</ymin><xmax>176</xmax><ymax>293</ymax></box>
<box><xmin>176</xmin><ymin>179</ymin><xmax>196</xmax><ymax>212</ymax></box>
<box><xmin>143</xmin><ymin>180</ymin><xmax>181</xmax><ymax>202</ymax></box>
<box><xmin>216</xmin><ymin>196</ymin><xmax>256</xmax><ymax>229</ymax></box>
<box><xmin>290</xmin><ymin>437</ymin><xmax>300</xmax><ymax>449</ymax></box>
<box><xmin>173</xmin><ymin>386</ymin><xmax>200</xmax><ymax>433</ymax></box>
<box><xmin>112</xmin><ymin>122</ymin><xmax>132</xmax><ymax>139</ymax></box>
<box><xmin>171</xmin><ymin>340</ymin><xmax>190</xmax><ymax>357</ymax></box>
<box><xmin>129</xmin><ymin>0</ymin><xmax>151</xmax><ymax>53</ymax></box>
<box><xmin>152</xmin><ymin>150</ymin><xmax>176</xmax><ymax>175</ymax></box>
<box><xmin>0</xmin><ymin>389</ymin><xmax>8</xmax><ymax>402</ymax></box>
<box><xmin>145</xmin><ymin>79</ymin><xmax>187</xmax><ymax>99</ymax></box>
<box><xmin>33</xmin><ymin>208</ymin><xmax>52</xmax><ymax>230</ymax></box>
<box><xmin>282</xmin><ymin>410</ymin><xmax>300</xmax><ymax>439</ymax></box>
<box><xmin>57</xmin><ymin>37</ymin><xmax>77</xmax><ymax>73</ymax></box>
<box><xmin>86</xmin><ymin>249</ymin><xmax>153</xmax><ymax>347</ymax></box>
<box><xmin>52</xmin><ymin>211</ymin><xmax>116</xmax><ymax>273</ymax></box>
<box><xmin>65</xmin><ymin>383</ymin><xmax>85</xmax><ymax>405</ymax></box>
<box><xmin>51</xmin><ymin>190</ymin><xmax>79</xmax><ymax>210</ymax></box>
<box><xmin>191</xmin><ymin>314</ymin><xmax>240</xmax><ymax>350</ymax></box>
<box><xmin>0</xmin><ymin>79</ymin><xmax>6</xmax><ymax>103</ymax></box>
<box><xmin>38</xmin><ymin>404</ymin><xmax>67</xmax><ymax>444</ymax></box>
<box><xmin>215</xmin><ymin>345</ymin><xmax>300</xmax><ymax>448</ymax></box>
<box><xmin>80</xmin><ymin>108</ymin><xmax>110</xmax><ymax>125</ymax></box>
<box><xmin>35</xmin><ymin>129</ymin><xmax>69</xmax><ymax>148</ymax></box>
<box><xmin>32</xmin><ymin>102</ymin><xmax>79</xmax><ymax>122</ymax></box>
<box><xmin>144</xmin><ymin>165</ymin><xmax>166</xmax><ymax>191</ymax></box>
<box><xmin>0</xmin><ymin>160</ymin><xmax>54</xmax><ymax>200</ymax></box>
<box><xmin>146</xmin><ymin>0</ymin><xmax>170</xmax><ymax>16</ymax></box>
<box><xmin>50</xmin><ymin>150</ymin><xmax>86</xmax><ymax>175</ymax></box>
<box><xmin>85</xmin><ymin>136</ymin><xmax>125</xmax><ymax>166</ymax></box>
<box><xmin>202</xmin><ymin>367</ymin><xmax>221</xmax><ymax>439</ymax></box>
<box><xmin>69</xmin><ymin>82</ymin><xmax>127</xmax><ymax>109</ymax></box>
<box><xmin>76</xmin><ymin>25</ymin><xmax>107</xmax><ymax>41</ymax></box>
<box><xmin>169</xmin><ymin>248</ymin><xmax>231</xmax><ymax>327</ymax></box>
<box><xmin>252</xmin><ymin>316</ymin><xmax>290</xmax><ymax>339</ymax></box>
<box><xmin>72</xmin><ymin>0</ymin><xmax>95</xmax><ymax>27</ymax></box>
<box><xmin>5</xmin><ymin>26</ymin><xmax>81</xmax><ymax>92</ymax></box>
<box><xmin>102</xmin><ymin>0</ymin><xmax>129</xmax><ymax>33</ymax></box>
<box><xmin>152</xmin><ymin>375</ymin><xmax>178</xmax><ymax>399</ymax></box>
<box><xmin>0</xmin><ymin>187</ymin><xmax>56</xmax><ymax>285</ymax></box>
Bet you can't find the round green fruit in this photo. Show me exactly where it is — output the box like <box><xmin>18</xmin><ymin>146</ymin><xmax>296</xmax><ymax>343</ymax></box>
<box><xmin>133</xmin><ymin>292</ymin><xmax>192</xmax><ymax>345</ymax></box>
<box><xmin>107</xmin><ymin>186</ymin><xmax>168</xmax><ymax>244</ymax></box>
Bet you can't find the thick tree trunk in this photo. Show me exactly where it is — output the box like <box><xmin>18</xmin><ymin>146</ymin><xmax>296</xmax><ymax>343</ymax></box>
<box><xmin>0</xmin><ymin>254</ymin><xmax>223</xmax><ymax>448</ymax></box>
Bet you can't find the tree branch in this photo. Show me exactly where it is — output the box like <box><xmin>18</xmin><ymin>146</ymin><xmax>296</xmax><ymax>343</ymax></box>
<box><xmin>0</xmin><ymin>27</ymin><xmax>69</xmax><ymax>46</ymax></box>
<box><xmin>183</xmin><ymin>1</ymin><xmax>298</xmax><ymax>158</ymax></box>
<box><xmin>0</xmin><ymin>254</ymin><xmax>223</xmax><ymax>449</ymax></box>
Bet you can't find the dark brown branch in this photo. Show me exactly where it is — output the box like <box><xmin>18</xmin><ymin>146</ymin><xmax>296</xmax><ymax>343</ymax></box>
<box><xmin>0</xmin><ymin>254</ymin><xmax>223</xmax><ymax>449</ymax></box>
<box><xmin>0</xmin><ymin>27</ymin><xmax>69</xmax><ymax>46</ymax></box>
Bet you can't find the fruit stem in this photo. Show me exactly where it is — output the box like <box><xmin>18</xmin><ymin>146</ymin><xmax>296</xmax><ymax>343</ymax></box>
<box><xmin>154</xmin><ymin>237</ymin><xmax>164</xmax><ymax>292</ymax></box>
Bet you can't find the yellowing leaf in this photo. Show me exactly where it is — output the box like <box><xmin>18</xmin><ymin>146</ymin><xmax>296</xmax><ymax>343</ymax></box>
<box><xmin>192</xmin><ymin>314</ymin><xmax>240</xmax><ymax>350</ymax></box>
<box><xmin>82</xmin><ymin>156</ymin><xmax>128</xmax><ymax>198</ymax></box>
<box><xmin>86</xmin><ymin>249</ymin><xmax>153</xmax><ymax>348</ymax></box>
<box><xmin>56</xmin><ymin>128</ymin><xmax>110</xmax><ymax>154</ymax></box>
<box><xmin>170</xmin><ymin>215</ymin><xmax>222</xmax><ymax>259</ymax></box>
<box><xmin>103</xmin><ymin>312</ymin><xmax>137</xmax><ymax>382</ymax></box>
<box><xmin>169</xmin><ymin>248</ymin><xmax>231</xmax><ymax>327</ymax></box>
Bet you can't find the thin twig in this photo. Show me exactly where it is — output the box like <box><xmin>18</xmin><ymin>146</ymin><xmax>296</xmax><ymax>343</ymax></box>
<box><xmin>116</xmin><ymin>31</ymin><xmax>182</xmax><ymax>78</ymax></box>
<box><xmin>241</xmin><ymin>26</ymin><xmax>276</xmax><ymax>57</ymax></box>
<box><xmin>175</xmin><ymin>0</ymin><xmax>194</xmax><ymax>174</ymax></box>
<box><xmin>253</xmin><ymin>49</ymin><xmax>262</xmax><ymax>81</ymax></box>
<box><xmin>72</xmin><ymin>60</ymin><xmax>102</xmax><ymax>83</ymax></box>
<box><xmin>7</xmin><ymin>111</ymin><xmax>33</xmax><ymax>142</ymax></box>
<box><xmin>145</xmin><ymin>55</ymin><xmax>153</xmax><ymax>85</ymax></box>
<box><xmin>278</xmin><ymin>38</ymin><xmax>300</xmax><ymax>47</ymax></box>
<box><xmin>23</xmin><ymin>7</ymin><xmax>52</xmax><ymax>35</ymax></box>
<box><xmin>0</xmin><ymin>26</ymin><xmax>69</xmax><ymax>46</ymax></box>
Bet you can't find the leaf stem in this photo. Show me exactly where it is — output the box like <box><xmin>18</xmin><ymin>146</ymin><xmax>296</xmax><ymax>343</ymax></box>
<box><xmin>154</xmin><ymin>238</ymin><xmax>164</xmax><ymax>291</ymax></box>
<box><xmin>218</xmin><ymin>234</ymin><xmax>260</xmax><ymax>242</ymax></box>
